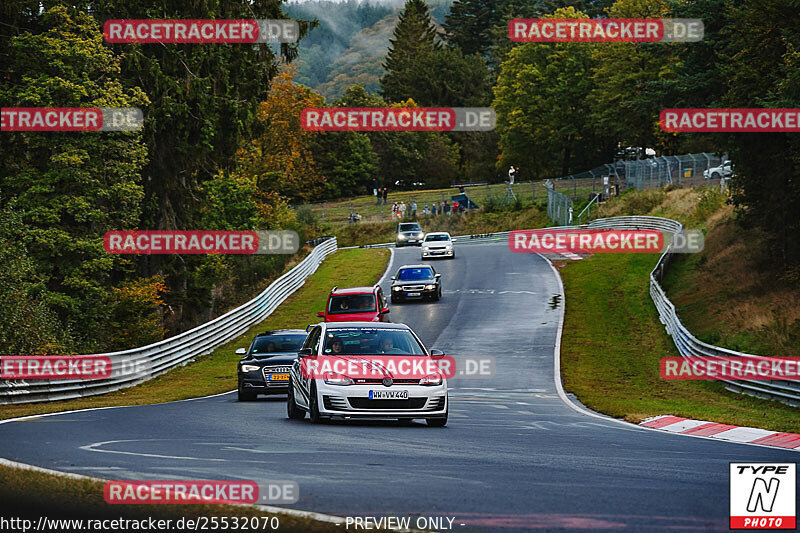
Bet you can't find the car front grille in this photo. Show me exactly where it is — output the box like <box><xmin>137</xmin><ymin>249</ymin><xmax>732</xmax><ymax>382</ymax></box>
<box><xmin>348</xmin><ymin>398</ymin><xmax>428</xmax><ymax>410</ymax></box>
<box><xmin>401</xmin><ymin>285</ymin><xmax>426</xmax><ymax>291</ymax></box>
<box><xmin>262</xmin><ymin>366</ymin><xmax>292</xmax><ymax>382</ymax></box>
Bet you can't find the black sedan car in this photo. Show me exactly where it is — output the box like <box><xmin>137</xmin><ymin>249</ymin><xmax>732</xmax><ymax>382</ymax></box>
<box><xmin>236</xmin><ymin>329</ymin><xmax>308</xmax><ymax>401</ymax></box>
<box><xmin>390</xmin><ymin>264</ymin><xmax>441</xmax><ymax>303</ymax></box>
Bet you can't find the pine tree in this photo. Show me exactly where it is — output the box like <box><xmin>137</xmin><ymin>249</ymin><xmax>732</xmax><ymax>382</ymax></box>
<box><xmin>380</xmin><ymin>0</ymin><xmax>440</xmax><ymax>103</ymax></box>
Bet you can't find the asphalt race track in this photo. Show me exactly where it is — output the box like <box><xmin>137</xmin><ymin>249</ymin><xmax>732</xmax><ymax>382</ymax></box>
<box><xmin>1</xmin><ymin>243</ymin><xmax>797</xmax><ymax>531</ymax></box>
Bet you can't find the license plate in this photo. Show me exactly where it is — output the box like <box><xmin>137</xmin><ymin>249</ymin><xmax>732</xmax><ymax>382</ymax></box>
<box><xmin>406</xmin><ymin>292</ymin><xmax>421</xmax><ymax>297</ymax></box>
<box><xmin>268</xmin><ymin>373</ymin><xmax>289</xmax><ymax>381</ymax></box>
<box><xmin>369</xmin><ymin>390</ymin><xmax>409</xmax><ymax>400</ymax></box>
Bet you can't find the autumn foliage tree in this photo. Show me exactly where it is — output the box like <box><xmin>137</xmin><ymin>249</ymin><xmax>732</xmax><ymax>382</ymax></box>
<box><xmin>237</xmin><ymin>67</ymin><xmax>326</xmax><ymax>203</ymax></box>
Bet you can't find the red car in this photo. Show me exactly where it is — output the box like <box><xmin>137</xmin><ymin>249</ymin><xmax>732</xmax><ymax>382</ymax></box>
<box><xmin>316</xmin><ymin>286</ymin><xmax>391</xmax><ymax>322</ymax></box>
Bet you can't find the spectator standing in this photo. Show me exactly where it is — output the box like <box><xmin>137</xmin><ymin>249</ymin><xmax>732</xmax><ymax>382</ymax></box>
<box><xmin>411</xmin><ymin>201</ymin><xmax>417</xmax><ymax>217</ymax></box>
<box><xmin>452</xmin><ymin>200</ymin><xmax>459</xmax><ymax>213</ymax></box>
<box><xmin>383</xmin><ymin>187</ymin><xmax>388</xmax><ymax>204</ymax></box>
<box><xmin>444</xmin><ymin>201</ymin><xmax>451</xmax><ymax>215</ymax></box>
<box><xmin>392</xmin><ymin>201</ymin><xmax>398</xmax><ymax>215</ymax></box>
<box><xmin>423</xmin><ymin>204</ymin><xmax>429</xmax><ymax>215</ymax></box>
<box><xmin>508</xmin><ymin>165</ymin><xmax>516</xmax><ymax>184</ymax></box>
<box><xmin>432</xmin><ymin>202</ymin><xmax>438</xmax><ymax>215</ymax></box>
<box><xmin>399</xmin><ymin>201</ymin><xmax>406</xmax><ymax>218</ymax></box>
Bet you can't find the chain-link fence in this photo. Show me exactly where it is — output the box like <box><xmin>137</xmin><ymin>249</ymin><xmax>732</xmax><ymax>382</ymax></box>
<box><xmin>544</xmin><ymin>153</ymin><xmax>729</xmax><ymax>224</ymax></box>
<box><xmin>624</xmin><ymin>153</ymin><xmax>727</xmax><ymax>190</ymax></box>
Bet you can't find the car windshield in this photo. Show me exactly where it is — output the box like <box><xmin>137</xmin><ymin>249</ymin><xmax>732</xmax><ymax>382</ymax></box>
<box><xmin>399</xmin><ymin>223</ymin><xmax>421</xmax><ymax>232</ymax></box>
<box><xmin>425</xmin><ymin>234</ymin><xmax>450</xmax><ymax>242</ymax></box>
<box><xmin>397</xmin><ymin>267</ymin><xmax>433</xmax><ymax>281</ymax></box>
<box><xmin>328</xmin><ymin>294</ymin><xmax>376</xmax><ymax>315</ymax></box>
<box><xmin>323</xmin><ymin>328</ymin><xmax>425</xmax><ymax>355</ymax></box>
<box><xmin>251</xmin><ymin>334</ymin><xmax>306</xmax><ymax>355</ymax></box>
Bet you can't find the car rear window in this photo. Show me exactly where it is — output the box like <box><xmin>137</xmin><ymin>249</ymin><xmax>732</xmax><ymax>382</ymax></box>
<box><xmin>397</xmin><ymin>268</ymin><xmax>433</xmax><ymax>281</ymax></box>
<box><xmin>328</xmin><ymin>294</ymin><xmax>377</xmax><ymax>315</ymax></box>
<box><xmin>251</xmin><ymin>334</ymin><xmax>306</xmax><ymax>355</ymax></box>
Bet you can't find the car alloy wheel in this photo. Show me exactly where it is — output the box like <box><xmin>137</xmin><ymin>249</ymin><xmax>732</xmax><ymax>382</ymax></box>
<box><xmin>309</xmin><ymin>384</ymin><xmax>324</xmax><ymax>424</ymax></box>
<box><xmin>287</xmin><ymin>379</ymin><xmax>305</xmax><ymax>420</ymax></box>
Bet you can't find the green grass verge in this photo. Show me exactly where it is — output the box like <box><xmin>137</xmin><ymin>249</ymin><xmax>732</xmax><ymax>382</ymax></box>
<box><xmin>0</xmin><ymin>464</ymin><xmax>347</xmax><ymax>530</ymax></box>
<box><xmin>0</xmin><ymin>248</ymin><xmax>389</xmax><ymax>421</ymax></box>
<box><xmin>558</xmin><ymin>253</ymin><xmax>800</xmax><ymax>432</ymax></box>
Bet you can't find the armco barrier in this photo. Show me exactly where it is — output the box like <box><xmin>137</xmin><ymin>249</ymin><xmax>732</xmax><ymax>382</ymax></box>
<box><xmin>0</xmin><ymin>237</ymin><xmax>338</xmax><ymax>405</ymax></box>
<box><xmin>588</xmin><ymin>216</ymin><xmax>800</xmax><ymax>407</ymax></box>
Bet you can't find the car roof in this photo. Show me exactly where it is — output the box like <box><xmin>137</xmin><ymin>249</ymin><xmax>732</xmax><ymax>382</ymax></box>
<box><xmin>322</xmin><ymin>321</ymin><xmax>411</xmax><ymax>330</ymax></box>
<box><xmin>255</xmin><ymin>329</ymin><xmax>307</xmax><ymax>337</ymax></box>
<box><xmin>330</xmin><ymin>286</ymin><xmax>377</xmax><ymax>295</ymax></box>
<box><xmin>397</xmin><ymin>264</ymin><xmax>434</xmax><ymax>270</ymax></box>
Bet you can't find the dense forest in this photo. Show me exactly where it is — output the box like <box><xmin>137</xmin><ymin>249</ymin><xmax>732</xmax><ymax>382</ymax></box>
<box><xmin>1</xmin><ymin>0</ymin><xmax>798</xmax><ymax>356</ymax></box>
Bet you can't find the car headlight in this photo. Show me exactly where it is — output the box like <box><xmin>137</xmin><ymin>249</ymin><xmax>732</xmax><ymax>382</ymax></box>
<box><xmin>324</xmin><ymin>372</ymin><xmax>354</xmax><ymax>386</ymax></box>
<box><xmin>420</xmin><ymin>373</ymin><xmax>442</xmax><ymax>386</ymax></box>
<box><xmin>425</xmin><ymin>284</ymin><xmax>436</xmax><ymax>290</ymax></box>
<box><xmin>392</xmin><ymin>286</ymin><xmax>403</xmax><ymax>291</ymax></box>
<box><xmin>398</xmin><ymin>234</ymin><xmax>406</xmax><ymax>240</ymax></box>
<box><xmin>240</xmin><ymin>364</ymin><xmax>260</xmax><ymax>373</ymax></box>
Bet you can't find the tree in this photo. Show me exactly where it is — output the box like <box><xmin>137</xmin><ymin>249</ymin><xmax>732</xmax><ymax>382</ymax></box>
<box><xmin>443</xmin><ymin>0</ymin><xmax>507</xmax><ymax>57</ymax></box>
<box><xmin>717</xmin><ymin>0</ymin><xmax>800</xmax><ymax>265</ymax></box>
<box><xmin>381</xmin><ymin>0</ymin><xmax>441</xmax><ymax>103</ymax></box>
<box><xmin>493</xmin><ymin>7</ymin><xmax>600</xmax><ymax>178</ymax></box>
<box><xmin>236</xmin><ymin>68</ymin><xmax>326</xmax><ymax>203</ymax></box>
<box><xmin>0</xmin><ymin>6</ymin><xmax>149</xmax><ymax>350</ymax></box>
<box><xmin>589</xmin><ymin>0</ymin><xmax>677</xmax><ymax>155</ymax></box>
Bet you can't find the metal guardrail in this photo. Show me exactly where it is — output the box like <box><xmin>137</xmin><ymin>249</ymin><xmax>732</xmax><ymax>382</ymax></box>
<box><xmin>0</xmin><ymin>238</ymin><xmax>339</xmax><ymax>405</ymax></box>
<box><xmin>589</xmin><ymin>216</ymin><xmax>800</xmax><ymax>407</ymax></box>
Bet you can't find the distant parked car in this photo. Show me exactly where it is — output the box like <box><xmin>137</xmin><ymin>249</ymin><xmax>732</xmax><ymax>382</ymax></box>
<box><xmin>704</xmin><ymin>160</ymin><xmax>734</xmax><ymax>180</ymax></box>
<box><xmin>395</xmin><ymin>222</ymin><xmax>425</xmax><ymax>247</ymax></box>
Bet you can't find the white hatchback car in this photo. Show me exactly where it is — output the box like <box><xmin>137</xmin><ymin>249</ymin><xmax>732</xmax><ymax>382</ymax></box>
<box><xmin>421</xmin><ymin>232</ymin><xmax>455</xmax><ymax>259</ymax></box>
<box><xmin>287</xmin><ymin>322</ymin><xmax>448</xmax><ymax>426</ymax></box>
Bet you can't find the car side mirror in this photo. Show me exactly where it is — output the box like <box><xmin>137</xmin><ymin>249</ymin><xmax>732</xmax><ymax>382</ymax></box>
<box><xmin>380</xmin><ymin>307</ymin><xmax>390</xmax><ymax>314</ymax></box>
<box><xmin>297</xmin><ymin>347</ymin><xmax>313</xmax><ymax>357</ymax></box>
<box><xmin>235</xmin><ymin>348</ymin><xmax>247</xmax><ymax>356</ymax></box>
<box><xmin>451</xmin><ymin>238</ymin><xmax>457</xmax><ymax>243</ymax></box>
<box><xmin>434</xmin><ymin>273</ymin><xmax>441</xmax><ymax>278</ymax></box>
<box><xmin>316</xmin><ymin>311</ymin><xmax>325</xmax><ymax>317</ymax></box>
<box><xmin>430</xmin><ymin>349</ymin><xmax>445</xmax><ymax>358</ymax></box>
<box><xmin>390</xmin><ymin>276</ymin><xmax>396</xmax><ymax>281</ymax></box>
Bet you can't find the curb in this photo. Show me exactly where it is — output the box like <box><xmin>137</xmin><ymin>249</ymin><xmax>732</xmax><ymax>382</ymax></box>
<box><xmin>641</xmin><ymin>415</ymin><xmax>800</xmax><ymax>451</ymax></box>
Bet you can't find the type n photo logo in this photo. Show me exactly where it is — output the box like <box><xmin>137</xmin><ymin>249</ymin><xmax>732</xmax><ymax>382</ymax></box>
<box><xmin>730</xmin><ymin>463</ymin><xmax>796</xmax><ymax>529</ymax></box>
